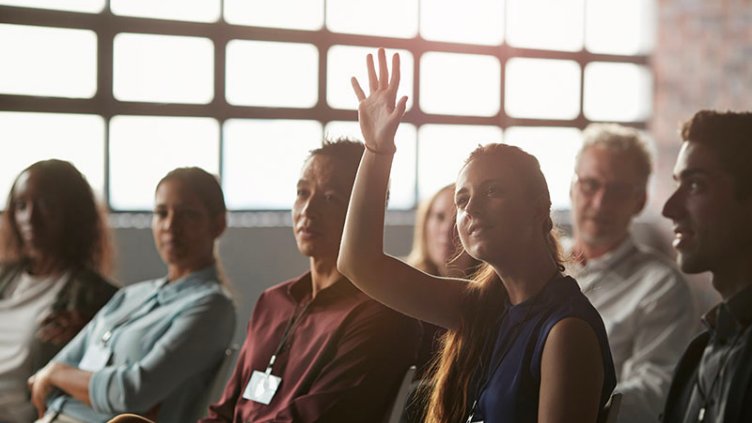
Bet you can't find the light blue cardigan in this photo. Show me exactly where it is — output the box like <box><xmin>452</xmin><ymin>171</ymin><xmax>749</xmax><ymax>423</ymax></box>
<box><xmin>46</xmin><ymin>265</ymin><xmax>235</xmax><ymax>423</ymax></box>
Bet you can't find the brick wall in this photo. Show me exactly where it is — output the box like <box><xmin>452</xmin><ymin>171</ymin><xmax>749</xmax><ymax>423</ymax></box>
<box><xmin>645</xmin><ymin>0</ymin><xmax>752</xmax><ymax>310</ymax></box>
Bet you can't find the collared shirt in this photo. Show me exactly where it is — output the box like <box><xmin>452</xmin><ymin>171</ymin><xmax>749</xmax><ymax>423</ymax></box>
<box><xmin>682</xmin><ymin>286</ymin><xmax>752</xmax><ymax>423</ymax></box>
<box><xmin>47</xmin><ymin>265</ymin><xmax>236</xmax><ymax>423</ymax></box>
<box><xmin>200</xmin><ymin>272</ymin><xmax>421</xmax><ymax>423</ymax></box>
<box><xmin>570</xmin><ymin>236</ymin><xmax>697</xmax><ymax>423</ymax></box>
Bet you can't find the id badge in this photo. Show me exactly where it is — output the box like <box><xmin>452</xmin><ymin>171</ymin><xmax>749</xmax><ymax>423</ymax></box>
<box><xmin>79</xmin><ymin>343</ymin><xmax>112</xmax><ymax>372</ymax></box>
<box><xmin>242</xmin><ymin>370</ymin><xmax>282</xmax><ymax>405</ymax></box>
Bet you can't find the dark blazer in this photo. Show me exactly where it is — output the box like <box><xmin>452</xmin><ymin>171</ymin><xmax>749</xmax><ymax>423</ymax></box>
<box><xmin>662</xmin><ymin>330</ymin><xmax>752</xmax><ymax>423</ymax></box>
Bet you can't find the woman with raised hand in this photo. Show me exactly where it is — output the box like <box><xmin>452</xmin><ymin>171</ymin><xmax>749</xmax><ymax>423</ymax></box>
<box><xmin>28</xmin><ymin>167</ymin><xmax>236</xmax><ymax>423</ymax></box>
<box><xmin>338</xmin><ymin>48</ymin><xmax>616</xmax><ymax>423</ymax></box>
<box><xmin>0</xmin><ymin>160</ymin><xmax>117</xmax><ymax>423</ymax></box>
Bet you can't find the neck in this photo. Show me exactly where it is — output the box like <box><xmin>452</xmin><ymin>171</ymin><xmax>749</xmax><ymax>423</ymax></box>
<box><xmin>309</xmin><ymin>255</ymin><xmax>342</xmax><ymax>298</ymax></box>
<box><xmin>575</xmin><ymin>234</ymin><xmax>628</xmax><ymax>262</ymax></box>
<box><xmin>491</xmin><ymin>242</ymin><xmax>560</xmax><ymax>305</ymax></box>
<box><xmin>712</xmin><ymin>256</ymin><xmax>752</xmax><ymax>301</ymax></box>
<box><xmin>167</xmin><ymin>257</ymin><xmax>214</xmax><ymax>282</ymax></box>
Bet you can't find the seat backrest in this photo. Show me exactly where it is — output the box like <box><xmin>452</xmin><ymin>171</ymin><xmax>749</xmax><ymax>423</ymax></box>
<box><xmin>191</xmin><ymin>345</ymin><xmax>240</xmax><ymax>420</ymax></box>
<box><xmin>601</xmin><ymin>392</ymin><xmax>623</xmax><ymax>423</ymax></box>
<box><xmin>384</xmin><ymin>365</ymin><xmax>417</xmax><ymax>423</ymax></box>
<box><xmin>208</xmin><ymin>345</ymin><xmax>240</xmax><ymax>402</ymax></box>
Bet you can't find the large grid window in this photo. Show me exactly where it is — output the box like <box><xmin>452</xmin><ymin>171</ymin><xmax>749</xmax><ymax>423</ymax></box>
<box><xmin>0</xmin><ymin>1</ymin><xmax>653</xmax><ymax>212</ymax></box>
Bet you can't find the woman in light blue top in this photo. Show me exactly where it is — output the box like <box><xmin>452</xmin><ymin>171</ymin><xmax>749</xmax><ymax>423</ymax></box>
<box><xmin>28</xmin><ymin>167</ymin><xmax>236</xmax><ymax>423</ymax></box>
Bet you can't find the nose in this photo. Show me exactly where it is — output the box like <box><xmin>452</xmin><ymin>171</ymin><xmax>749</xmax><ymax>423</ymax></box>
<box><xmin>301</xmin><ymin>194</ymin><xmax>322</xmax><ymax>219</ymax></box>
<box><xmin>463</xmin><ymin>194</ymin><xmax>483</xmax><ymax>218</ymax></box>
<box><xmin>662</xmin><ymin>187</ymin><xmax>683</xmax><ymax>220</ymax></box>
<box><xmin>161</xmin><ymin>211</ymin><xmax>181</xmax><ymax>233</ymax></box>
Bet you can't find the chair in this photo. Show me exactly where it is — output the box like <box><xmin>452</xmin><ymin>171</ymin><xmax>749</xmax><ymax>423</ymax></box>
<box><xmin>106</xmin><ymin>414</ymin><xmax>155</xmax><ymax>423</ymax></box>
<box><xmin>189</xmin><ymin>345</ymin><xmax>240</xmax><ymax>421</ymax></box>
<box><xmin>206</xmin><ymin>345</ymin><xmax>240</xmax><ymax>403</ymax></box>
<box><xmin>383</xmin><ymin>365</ymin><xmax>417</xmax><ymax>423</ymax></box>
<box><xmin>601</xmin><ymin>392</ymin><xmax>623</xmax><ymax>423</ymax></box>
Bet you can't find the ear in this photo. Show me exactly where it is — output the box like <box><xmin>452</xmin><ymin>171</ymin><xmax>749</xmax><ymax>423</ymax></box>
<box><xmin>212</xmin><ymin>213</ymin><xmax>227</xmax><ymax>239</ymax></box>
<box><xmin>632</xmin><ymin>190</ymin><xmax>647</xmax><ymax>216</ymax></box>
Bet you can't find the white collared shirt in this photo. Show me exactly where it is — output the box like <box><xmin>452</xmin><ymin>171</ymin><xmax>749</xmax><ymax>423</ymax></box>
<box><xmin>570</xmin><ymin>236</ymin><xmax>697</xmax><ymax>423</ymax></box>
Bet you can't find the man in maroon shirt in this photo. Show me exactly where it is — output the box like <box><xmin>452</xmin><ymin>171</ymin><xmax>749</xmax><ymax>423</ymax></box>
<box><xmin>200</xmin><ymin>139</ymin><xmax>421</xmax><ymax>423</ymax></box>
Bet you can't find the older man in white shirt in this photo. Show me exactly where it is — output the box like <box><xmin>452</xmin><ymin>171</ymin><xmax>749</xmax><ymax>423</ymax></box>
<box><xmin>569</xmin><ymin>124</ymin><xmax>696</xmax><ymax>423</ymax></box>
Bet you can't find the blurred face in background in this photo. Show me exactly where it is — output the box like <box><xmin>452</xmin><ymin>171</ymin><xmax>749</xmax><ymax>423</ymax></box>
<box><xmin>12</xmin><ymin>170</ymin><xmax>63</xmax><ymax>263</ymax></box>
<box><xmin>425</xmin><ymin>188</ymin><xmax>459</xmax><ymax>273</ymax></box>
<box><xmin>152</xmin><ymin>178</ymin><xmax>224</xmax><ymax>275</ymax></box>
<box><xmin>571</xmin><ymin>146</ymin><xmax>646</xmax><ymax>255</ymax></box>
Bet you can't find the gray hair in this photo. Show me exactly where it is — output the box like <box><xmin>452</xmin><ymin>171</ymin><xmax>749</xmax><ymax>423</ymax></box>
<box><xmin>576</xmin><ymin>123</ymin><xmax>653</xmax><ymax>186</ymax></box>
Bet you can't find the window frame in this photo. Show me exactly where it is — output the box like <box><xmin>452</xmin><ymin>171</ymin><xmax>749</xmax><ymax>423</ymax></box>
<box><xmin>0</xmin><ymin>4</ymin><xmax>650</xmax><ymax>213</ymax></box>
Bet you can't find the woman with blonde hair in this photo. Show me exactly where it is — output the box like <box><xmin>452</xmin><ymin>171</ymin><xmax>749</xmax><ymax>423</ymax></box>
<box><xmin>338</xmin><ymin>49</ymin><xmax>615</xmax><ymax>423</ymax></box>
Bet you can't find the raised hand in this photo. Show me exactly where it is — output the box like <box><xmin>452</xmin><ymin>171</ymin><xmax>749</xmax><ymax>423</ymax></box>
<box><xmin>351</xmin><ymin>48</ymin><xmax>408</xmax><ymax>154</ymax></box>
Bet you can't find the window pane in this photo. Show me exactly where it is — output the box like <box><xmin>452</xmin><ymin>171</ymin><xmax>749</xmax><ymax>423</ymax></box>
<box><xmin>504</xmin><ymin>127</ymin><xmax>582</xmax><ymax>210</ymax></box>
<box><xmin>224</xmin><ymin>0</ymin><xmax>324</xmax><ymax>30</ymax></box>
<box><xmin>223</xmin><ymin>120</ymin><xmax>322</xmax><ymax>210</ymax></box>
<box><xmin>325</xmin><ymin>121</ymin><xmax>417</xmax><ymax>209</ymax></box>
<box><xmin>505</xmin><ymin>58</ymin><xmax>581</xmax><ymax>120</ymax></box>
<box><xmin>585</xmin><ymin>0</ymin><xmax>656</xmax><ymax>55</ymax></box>
<box><xmin>584</xmin><ymin>62</ymin><xmax>652</xmax><ymax>121</ymax></box>
<box><xmin>226</xmin><ymin>41</ymin><xmax>318</xmax><ymax>108</ymax></box>
<box><xmin>109</xmin><ymin>116</ymin><xmax>219</xmax><ymax>210</ymax></box>
<box><xmin>506</xmin><ymin>0</ymin><xmax>584</xmax><ymax>51</ymax></box>
<box><xmin>111</xmin><ymin>0</ymin><xmax>220</xmax><ymax>23</ymax></box>
<box><xmin>327</xmin><ymin>46</ymin><xmax>414</xmax><ymax>111</ymax></box>
<box><xmin>0</xmin><ymin>24</ymin><xmax>97</xmax><ymax>98</ymax></box>
<box><xmin>420</xmin><ymin>52</ymin><xmax>500</xmax><ymax>116</ymax></box>
<box><xmin>420</xmin><ymin>0</ymin><xmax>504</xmax><ymax>45</ymax></box>
<box><xmin>113</xmin><ymin>33</ymin><xmax>214</xmax><ymax>104</ymax></box>
<box><xmin>327</xmin><ymin>0</ymin><xmax>418</xmax><ymax>38</ymax></box>
<box><xmin>417</xmin><ymin>124</ymin><xmax>502</xmax><ymax>199</ymax></box>
<box><xmin>0</xmin><ymin>112</ymin><xmax>105</xmax><ymax>201</ymax></box>
<box><xmin>0</xmin><ymin>0</ymin><xmax>103</xmax><ymax>13</ymax></box>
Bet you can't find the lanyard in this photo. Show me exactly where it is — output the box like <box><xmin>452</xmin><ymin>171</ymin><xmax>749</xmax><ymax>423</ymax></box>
<box><xmin>264</xmin><ymin>299</ymin><xmax>313</xmax><ymax>374</ymax></box>
<box><xmin>99</xmin><ymin>289</ymin><xmax>161</xmax><ymax>346</ymax></box>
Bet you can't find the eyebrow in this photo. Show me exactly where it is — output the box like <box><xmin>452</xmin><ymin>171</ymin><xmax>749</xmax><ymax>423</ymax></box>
<box><xmin>674</xmin><ymin>168</ymin><xmax>709</xmax><ymax>181</ymax></box>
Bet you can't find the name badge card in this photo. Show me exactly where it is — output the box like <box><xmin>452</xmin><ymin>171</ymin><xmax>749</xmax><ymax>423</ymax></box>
<box><xmin>79</xmin><ymin>343</ymin><xmax>112</xmax><ymax>372</ymax></box>
<box><xmin>243</xmin><ymin>370</ymin><xmax>282</xmax><ymax>405</ymax></box>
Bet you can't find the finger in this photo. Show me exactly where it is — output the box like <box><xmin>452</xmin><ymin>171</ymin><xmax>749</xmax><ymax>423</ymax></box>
<box><xmin>351</xmin><ymin>77</ymin><xmax>366</xmax><ymax>101</ymax></box>
<box><xmin>366</xmin><ymin>54</ymin><xmax>378</xmax><ymax>94</ymax></box>
<box><xmin>393</xmin><ymin>96</ymin><xmax>408</xmax><ymax>120</ymax></box>
<box><xmin>378</xmin><ymin>48</ymin><xmax>388</xmax><ymax>90</ymax></box>
<box><xmin>388</xmin><ymin>53</ymin><xmax>401</xmax><ymax>103</ymax></box>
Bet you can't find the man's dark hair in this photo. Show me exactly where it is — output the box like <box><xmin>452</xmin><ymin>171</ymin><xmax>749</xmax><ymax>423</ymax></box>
<box><xmin>307</xmin><ymin>137</ymin><xmax>365</xmax><ymax>184</ymax></box>
<box><xmin>681</xmin><ymin>110</ymin><xmax>752</xmax><ymax>199</ymax></box>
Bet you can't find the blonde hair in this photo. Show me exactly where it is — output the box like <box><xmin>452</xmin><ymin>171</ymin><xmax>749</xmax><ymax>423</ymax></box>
<box><xmin>406</xmin><ymin>184</ymin><xmax>454</xmax><ymax>275</ymax></box>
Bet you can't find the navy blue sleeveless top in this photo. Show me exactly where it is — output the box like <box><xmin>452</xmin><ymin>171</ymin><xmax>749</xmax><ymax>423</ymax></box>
<box><xmin>472</xmin><ymin>276</ymin><xmax>616</xmax><ymax>423</ymax></box>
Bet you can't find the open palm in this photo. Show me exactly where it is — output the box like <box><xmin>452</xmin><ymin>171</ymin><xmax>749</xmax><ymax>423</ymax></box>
<box><xmin>351</xmin><ymin>48</ymin><xmax>408</xmax><ymax>153</ymax></box>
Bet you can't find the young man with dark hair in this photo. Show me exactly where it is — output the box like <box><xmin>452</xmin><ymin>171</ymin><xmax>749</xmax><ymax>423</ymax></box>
<box><xmin>662</xmin><ymin>110</ymin><xmax>752</xmax><ymax>423</ymax></box>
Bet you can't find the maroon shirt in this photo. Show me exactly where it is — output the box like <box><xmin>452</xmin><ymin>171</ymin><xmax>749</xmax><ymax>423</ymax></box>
<box><xmin>200</xmin><ymin>272</ymin><xmax>421</xmax><ymax>423</ymax></box>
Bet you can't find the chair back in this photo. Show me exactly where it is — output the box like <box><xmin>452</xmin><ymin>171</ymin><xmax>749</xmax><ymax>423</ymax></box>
<box><xmin>384</xmin><ymin>365</ymin><xmax>417</xmax><ymax>423</ymax></box>
<box><xmin>190</xmin><ymin>345</ymin><xmax>239</xmax><ymax>420</ymax></box>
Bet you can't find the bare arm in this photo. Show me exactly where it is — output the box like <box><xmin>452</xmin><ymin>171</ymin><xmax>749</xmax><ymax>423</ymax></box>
<box><xmin>538</xmin><ymin>318</ymin><xmax>604</xmax><ymax>423</ymax></box>
<box><xmin>29</xmin><ymin>362</ymin><xmax>92</xmax><ymax>418</ymax></box>
<box><xmin>338</xmin><ymin>48</ymin><xmax>468</xmax><ymax>330</ymax></box>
